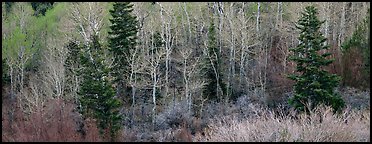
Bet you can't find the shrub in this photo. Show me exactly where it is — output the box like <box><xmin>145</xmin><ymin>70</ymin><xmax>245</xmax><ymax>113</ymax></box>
<box><xmin>2</xmin><ymin>98</ymin><xmax>103</xmax><ymax>142</ymax></box>
<box><xmin>155</xmin><ymin>100</ymin><xmax>193</xmax><ymax>131</ymax></box>
<box><xmin>195</xmin><ymin>105</ymin><xmax>370</xmax><ymax>142</ymax></box>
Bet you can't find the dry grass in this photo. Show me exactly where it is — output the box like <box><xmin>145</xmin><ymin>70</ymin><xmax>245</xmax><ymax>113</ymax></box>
<box><xmin>194</xmin><ymin>105</ymin><xmax>370</xmax><ymax>142</ymax></box>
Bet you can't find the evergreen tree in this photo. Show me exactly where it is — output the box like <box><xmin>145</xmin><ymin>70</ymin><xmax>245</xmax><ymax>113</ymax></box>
<box><xmin>30</xmin><ymin>2</ymin><xmax>54</xmax><ymax>16</ymax></box>
<box><xmin>108</xmin><ymin>2</ymin><xmax>139</xmax><ymax>99</ymax></box>
<box><xmin>78</xmin><ymin>35</ymin><xmax>122</xmax><ymax>141</ymax></box>
<box><xmin>203</xmin><ymin>21</ymin><xmax>226</xmax><ymax>102</ymax></box>
<box><xmin>288</xmin><ymin>6</ymin><xmax>344</xmax><ymax>112</ymax></box>
<box><xmin>2</xmin><ymin>58</ymin><xmax>10</xmax><ymax>85</ymax></box>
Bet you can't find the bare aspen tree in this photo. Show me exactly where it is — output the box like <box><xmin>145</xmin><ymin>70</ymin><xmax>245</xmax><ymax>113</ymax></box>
<box><xmin>40</xmin><ymin>34</ymin><xmax>68</xmax><ymax>135</ymax></box>
<box><xmin>142</xmin><ymin>10</ymin><xmax>167</xmax><ymax>129</ymax></box>
<box><xmin>255</xmin><ymin>2</ymin><xmax>263</xmax><ymax>99</ymax></box>
<box><xmin>127</xmin><ymin>34</ymin><xmax>141</xmax><ymax>127</ymax></box>
<box><xmin>276</xmin><ymin>2</ymin><xmax>288</xmax><ymax>72</ymax></box>
<box><xmin>9</xmin><ymin>3</ymin><xmax>34</xmax><ymax>112</ymax></box>
<box><xmin>324</xmin><ymin>2</ymin><xmax>330</xmax><ymax>44</ymax></box>
<box><xmin>331</xmin><ymin>3</ymin><xmax>338</xmax><ymax>47</ymax></box>
<box><xmin>226</xmin><ymin>2</ymin><xmax>237</xmax><ymax>101</ymax></box>
<box><xmin>238</xmin><ymin>2</ymin><xmax>247</xmax><ymax>88</ymax></box>
<box><xmin>16</xmin><ymin>5</ymin><xmax>31</xmax><ymax>111</ymax></box>
<box><xmin>158</xmin><ymin>3</ymin><xmax>174</xmax><ymax>101</ymax></box>
<box><xmin>339</xmin><ymin>2</ymin><xmax>346</xmax><ymax>48</ymax></box>
<box><xmin>148</xmin><ymin>36</ymin><xmax>166</xmax><ymax>130</ymax></box>
<box><xmin>216</xmin><ymin>2</ymin><xmax>224</xmax><ymax>54</ymax></box>
<box><xmin>178</xmin><ymin>3</ymin><xmax>187</xmax><ymax>45</ymax></box>
<box><xmin>256</xmin><ymin>2</ymin><xmax>260</xmax><ymax>33</ymax></box>
<box><xmin>40</xmin><ymin>41</ymin><xmax>65</xmax><ymax>99</ymax></box>
<box><xmin>69</xmin><ymin>2</ymin><xmax>106</xmax><ymax>44</ymax></box>
<box><xmin>179</xmin><ymin>48</ymin><xmax>192</xmax><ymax>112</ymax></box>
<box><xmin>276</xmin><ymin>2</ymin><xmax>283</xmax><ymax>29</ymax></box>
<box><xmin>187</xmin><ymin>58</ymin><xmax>203</xmax><ymax>113</ymax></box>
<box><xmin>182</xmin><ymin>2</ymin><xmax>192</xmax><ymax>42</ymax></box>
<box><xmin>2</xmin><ymin>3</ymin><xmax>35</xmax><ymax>130</ymax></box>
<box><xmin>126</xmin><ymin>2</ymin><xmax>150</xmax><ymax>127</ymax></box>
<box><xmin>211</xmin><ymin>2</ymin><xmax>226</xmax><ymax>102</ymax></box>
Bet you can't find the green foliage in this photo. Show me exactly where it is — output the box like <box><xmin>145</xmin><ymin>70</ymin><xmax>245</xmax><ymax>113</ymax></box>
<box><xmin>28</xmin><ymin>3</ymin><xmax>66</xmax><ymax>71</ymax></box>
<box><xmin>2</xmin><ymin>3</ymin><xmax>33</xmax><ymax>60</ymax></box>
<box><xmin>203</xmin><ymin>21</ymin><xmax>226</xmax><ymax>102</ymax></box>
<box><xmin>78</xmin><ymin>35</ymin><xmax>123</xmax><ymax>141</ymax></box>
<box><xmin>245</xmin><ymin>3</ymin><xmax>259</xmax><ymax>19</ymax></box>
<box><xmin>2</xmin><ymin>2</ymin><xmax>66</xmax><ymax>74</ymax></box>
<box><xmin>288</xmin><ymin>6</ymin><xmax>345</xmax><ymax>113</ymax></box>
<box><xmin>281</xmin><ymin>3</ymin><xmax>291</xmax><ymax>21</ymax></box>
<box><xmin>108</xmin><ymin>2</ymin><xmax>139</xmax><ymax>99</ymax></box>
<box><xmin>341</xmin><ymin>9</ymin><xmax>370</xmax><ymax>88</ymax></box>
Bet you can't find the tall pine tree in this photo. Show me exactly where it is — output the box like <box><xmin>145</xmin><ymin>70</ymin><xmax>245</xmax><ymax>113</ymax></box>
<box><xmin>78</xmin><ymin>35</ymin><xmax>122</xmax><ymax>141</ymax></box>
<box><xmin>203</xmin><ymin>21</ymin><xmax>226</xmax><ymax>102</ymax></box>
<box><xmin>108</xmin><ymin>2</ymin><xmax>139</xmax><ymax>100</ymax></box>
<box><xmin>288</xmin><ymin>6</ymin><xmax>344</xmax><ymax>112</ymax></box>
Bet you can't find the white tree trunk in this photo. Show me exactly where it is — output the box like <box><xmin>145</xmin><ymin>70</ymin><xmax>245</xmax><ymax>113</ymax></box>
<box><xmin>256</xmin><ymin>2</ymin><xmax>261</xmax><ymax>33</ymax></box>
<box><xmin>159</xmin><ymin>3</ymin><xmax>172</xmax><ymax>101</ymax></box>
<box><xmin>324</xmin><ymin>2</ymin><xmax>330</xmax><ymax>45</ymax></box>
<box><xmin>182</xmin><ymin>53</ymin><xmax>189</xmax><ymax>112</ymax></box>
<box><xmin>217</xmin><ymin>2</ymin><xmax>224</xmax><ymax>54</ymax></box>
<box><xmin>183</xmin><ymin>2</ymin><xmax>192</xmax><ymax>42</ymax></box>
<box><xmin>227</xmin><ymin>3</ymin><xmax>236</xmax><ymax>101</ymax></box>
<box><xmin>239</xmin><ymin>2</ymin><xmax>247</xmax><ymax>87</ymax></box>
<box><xmin>339</xmin><ymin>2</ymin><xmax>346</xmax><ymax>47</ymax></box>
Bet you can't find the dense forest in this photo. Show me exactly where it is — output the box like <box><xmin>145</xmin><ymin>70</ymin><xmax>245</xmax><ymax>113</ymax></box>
<box><xmin>2</xmin><ymin>2</ymin><xmax>370</xmax><ymax>142</ymax></box>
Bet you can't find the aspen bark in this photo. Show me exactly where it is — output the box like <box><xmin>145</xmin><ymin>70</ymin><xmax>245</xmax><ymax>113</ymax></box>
<box><xmin>256</xmin><ymin>2</ymin><xmax>260</xmax><ymax>33</ymax></box>
<box><xmin>339</xmin><ymin>2</ymin><xmax>346</xmax><ymax>47</ymax></box>
<box><xmin>239</xmin><ymin>2</ymin><xmax>247</xmax><ymax>87</ymax></box>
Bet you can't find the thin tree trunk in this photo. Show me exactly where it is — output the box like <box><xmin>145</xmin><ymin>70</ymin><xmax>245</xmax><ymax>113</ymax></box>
<box><xmin>183</xmin><ymin>56</ymin><xmax>189</xmax><ymax>112</ymax></box>
<box><xmin>276</xmin><ymin>2</ymin><xmax>282</xmax><ymax>29</ymax></box>
<box><xmin>150</xmin><ymin>29</ymin><xmax>157</xmax><ymax>131</ymax></box>
<box><xmin>183</xmin><ymin>2</ymin><xmax>192</xmax><ymax>42</ymax></box>
<box><xmin>159</xmin><ymin>3</ymin><xmax>171</xmax><ymax>101</ymax></box>
<box><xmin>217</xmin><ymin>2</ymin><xmax>224</xmax><ymax>54</ymax></box>
<box><xmin>8</xmin><ymin>62</ymin><xmax>15</xmax><ymax>134</ymax></box>
<box><xmin>339</xmin><ymin>2</ymin><xmax>346</xmax><ymax>47</ymax></box>
<box><xmin>239</xmin><ymin>2</ymin><xmax>246</xmax><ymax>88</ymax></box>
<box><xmin>227</xmin><ymin>2</ymin><xmax>236</xmax><ymax>101</ymax></box>
<box><xmin>256</xmin><ymin>2</ymin><xmax>261</xmax><ymax>33</ymax></box>
<box><xmin>324</xmin><ymin>2</ymin><xmax>329</xmax><ymax>45</ymax></box>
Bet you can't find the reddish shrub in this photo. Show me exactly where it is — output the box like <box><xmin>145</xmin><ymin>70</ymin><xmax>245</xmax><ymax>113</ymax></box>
<box><xmin>341</xmin><ymin>47</ymin><xmax>368</xmax><ymax>89</ymax></box>
<box><xmin>266</xmin><ymin>32</ymin><xmax>295</xmax><ymax>107</ymax></box>
<box><xmin>2</xmin><ymin>98</ymin><xmax>103</xmax><ymax>142</ymax></box>
<box><xmin>174</xmin><ymin>127</ymin><xmax>192</xmax><ymax>142</ymax></box>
